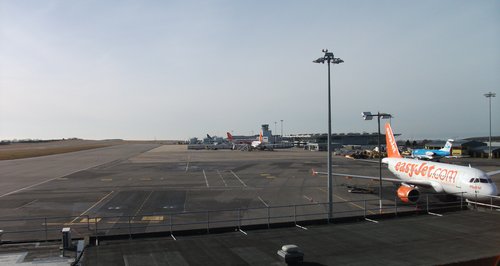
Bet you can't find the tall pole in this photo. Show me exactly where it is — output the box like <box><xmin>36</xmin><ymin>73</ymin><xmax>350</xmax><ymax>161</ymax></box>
<box><xmin>484</xmin><ymin>92</ymin><xmax>496</xmax><ymax>159</ymax></box>
<box><xmin>489</xmin><ymin>96</ymin><xmax>492</xmax><ymax>159</ymax></box>
<box><xmin>377</xmin><ymin>113</ymin><xmax>382</xmax><ymax>213</ymax></box>
<box><xmin>362</xmin><ymin>111</ymin><xmax>391</xmax><ymax>213</ymax></box>
<box><xmin>314</xmin><ymin>50</ymin><xmax>343</xmax><ymax>222</ymax></box>
<box><xmin>280</xmin><ymin>119</ymin><xmax>284</xmax><ymax>138</ymax></box>
<box><xmin>274</xmin><ymin>121</ymin><xmax>277</xmax><ymax>143</ymax></box>
<box><xmin>327</xmin><ymin>58</ymin><xmax>333</xmax><ymax>221</ymax></box>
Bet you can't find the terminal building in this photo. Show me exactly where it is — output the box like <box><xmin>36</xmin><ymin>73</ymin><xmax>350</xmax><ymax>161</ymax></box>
<box><xmin>284</xmin><ymin>132</ymin><xmax>396</xmax><ymax>151</ymax></box>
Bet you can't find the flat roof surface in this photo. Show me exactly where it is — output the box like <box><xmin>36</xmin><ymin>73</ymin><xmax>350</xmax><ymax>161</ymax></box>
<box><xmin>82</xmin><ymin>210</ymin><xmax>500</xmax><ymax>266</ymax></box>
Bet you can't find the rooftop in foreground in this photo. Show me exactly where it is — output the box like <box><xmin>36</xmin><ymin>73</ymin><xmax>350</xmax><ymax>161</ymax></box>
<box><xmin>81</xmin><ymin>210</ymin><xmax>500</xmax><ymax>266</ymax></box>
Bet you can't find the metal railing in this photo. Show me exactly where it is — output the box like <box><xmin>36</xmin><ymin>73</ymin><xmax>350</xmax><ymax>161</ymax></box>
<box><xmin>0</xmin><ymin>193</ymin><xmax>498</xmax><ymax>244</ymax></box>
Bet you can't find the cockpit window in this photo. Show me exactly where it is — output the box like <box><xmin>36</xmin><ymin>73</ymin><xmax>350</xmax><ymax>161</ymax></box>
<box><xmin>469</xmin><ymin>178</ymin><xmax>491</xmax><ymax>183</ymax></box>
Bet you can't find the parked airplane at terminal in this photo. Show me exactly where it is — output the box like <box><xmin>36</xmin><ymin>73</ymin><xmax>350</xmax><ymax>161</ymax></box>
<box><xmin>226</xmin><ymin>132</ymin><xmax>256</xmax><ymax>145</ymax></box>
<box><xmin>313</xmin><ymin>123</ymin><xmax>498</xmax><ymax>203</ymax></box>
<box><xmin>227</xmin><ymin>131</ymin><xmax>292</xmax><ymax>150</ymax></box>
<box><xmin>411</xmin><ymin>139</ymin><xmax>453</xmax><ymax>160</ymax></box>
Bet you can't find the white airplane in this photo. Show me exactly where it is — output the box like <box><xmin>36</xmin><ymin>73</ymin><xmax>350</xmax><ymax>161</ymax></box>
<box><xmin>313</xmin><ymin>123</ymin><xmax>498</xmax><ymax>203</ymax></box>
<box><xmin>251</xmin><ymin>132</ymin><xmax>275</xmax><ymax>151</ymax></box>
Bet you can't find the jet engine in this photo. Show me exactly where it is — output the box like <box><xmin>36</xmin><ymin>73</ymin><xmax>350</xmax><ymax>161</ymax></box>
<box><xmin>397</xmin><ymin>185</ymin><xmax>420</xmax><ymax>203</ymax></box>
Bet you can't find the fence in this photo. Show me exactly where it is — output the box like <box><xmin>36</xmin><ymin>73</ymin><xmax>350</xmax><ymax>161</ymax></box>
<box><xmin>0</xmin><ymin>193</ymin><xmax>499</xmax><ymax>244</ymax></box>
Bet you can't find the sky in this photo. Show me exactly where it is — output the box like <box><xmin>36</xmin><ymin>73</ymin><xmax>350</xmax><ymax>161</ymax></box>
<box><xmin>1</xmin><ymin>0</ymin><xmax>499</xmax><ymax>141</ymax></box>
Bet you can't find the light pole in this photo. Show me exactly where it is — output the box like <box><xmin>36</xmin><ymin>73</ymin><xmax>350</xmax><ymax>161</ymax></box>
<box><xmin>484</xmin><ymin>92</ymin><xmax>496</xmax><ymax>159</ymax></box>
<box><xmin>313</xmin><ymin>49</ymin><xmax>343</xmax><ymax>221</ymax></box>
<box><xmin>280</xmin><ymin>119</ymin><xmax>284</xmax><ymax>139</ymax></box>
<box><xmin>274</xmin><ymin>121</ymin><xmax>277</xmax><ymax>143</ymax></box>
<box><xmin>362</xmin><ymin>112</ymin><xmax>392</xmax><ymax>213</ymax></box>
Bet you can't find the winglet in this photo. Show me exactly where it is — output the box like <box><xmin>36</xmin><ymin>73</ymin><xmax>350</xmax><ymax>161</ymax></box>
<box><xmin>385</xmin><ymin>123</ymin><xmax>402</xmax><ymax>158</ymax></box>
<box><xmin>311</xmin><ymin>168</ymin><xmax>317</xmax><ymax>176</ymax></box>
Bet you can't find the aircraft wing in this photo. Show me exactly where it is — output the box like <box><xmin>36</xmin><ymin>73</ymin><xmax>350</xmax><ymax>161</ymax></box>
<box><xmin>344</xmin><ymin>157</ymin><xmax>380</xmax><ymax>164</ymax></box>
<box><xmin>486</xmin><ymin>170</ymin><xmax>500</xmax><ymax>177</ymax></box>
<box><xmin>312</xmin><ymin>169</ymin><xmax>434</xmax><ymax>187</ymax></box>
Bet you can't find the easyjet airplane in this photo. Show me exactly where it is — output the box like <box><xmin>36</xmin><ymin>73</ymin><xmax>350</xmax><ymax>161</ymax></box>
<box><xmin>313</xmin><ymin>123</ymin><xmax>498</xmax><ymax>203</ymax></box>
<box><xmin>227</xmin><ymin>131</ymin><xmax>274</xmax><ymax>150</ymax></box>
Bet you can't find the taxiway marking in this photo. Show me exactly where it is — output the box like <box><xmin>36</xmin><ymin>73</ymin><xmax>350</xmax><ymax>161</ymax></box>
<box><xmin>303</xmin><ymin>195</ymin><xmax>318</xmax><ymax>203</ymax></box>
<box><xmin>69</xmin><ymin>191</ymin><xmax>114</xmax><ymax>224</ymax></box>
<box><xmin>217</xmin><ymin>170</ymin><xmax>228</xmax><ymax>187</ymax></box>
<box><xmin>0</xmin><ymin>165</ymin><xmax>99</xmax><ymax>198</ymax></box>
<box><xmin>230</xmin><ymin>170</ymin><xmax>247</xmax><ymax>187</ymax></box>
<box><xmin>203</xmin><ymin>170</ymin><xmax>210</xmax><ymax>187</ymax></box>
<box><xmin>15</xmin><ymin>199</ymin><xmax>38</xmax><ymax>209</ymax></box>
<box><xmin>134</xmin><ymin>191</ymin><xmax>154</xmax><ymax>217</ymax></box>
<box><xmin>316</xmin><ymin>187</ymin><xmax>375</xmax><ymax>214</ymax></box>
<box><xmin>142</xmin><ymin>215</ymin><xmax>164</xmax><ymax>221</ymax></box>
<box><xmin>185</xmin><ymin>156</ymin><xmax>190</xmax><ymax>172</ymax></box>
<box><xmin>258</xmin><ymin>196</ymin><xmax>269</xmax><ymax>207</ymax></box>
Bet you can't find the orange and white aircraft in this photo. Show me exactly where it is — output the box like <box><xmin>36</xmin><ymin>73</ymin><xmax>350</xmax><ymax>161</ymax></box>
<box><xmin>314</xmin><ymin>123</ymin><xmax>498</xmax><ymax>203</ymax></box>
<box><xmin>227</xmin><ymin>131</ymin><xmax>275</xmax><ymax>150</ymax></box>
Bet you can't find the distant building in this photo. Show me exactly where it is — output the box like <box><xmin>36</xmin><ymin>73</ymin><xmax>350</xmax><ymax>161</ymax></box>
<box><xmin>286</xmin><ymin>132</ymin><xmax>399</xmax><ymax>146</ymax></box>
<box><xmin>469</xmin><ymin>146</ymin><xmax>500</xmax><ymax>158</ymax></box>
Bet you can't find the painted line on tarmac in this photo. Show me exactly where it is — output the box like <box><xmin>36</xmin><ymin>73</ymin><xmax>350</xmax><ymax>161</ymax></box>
<box><xmin>0</xmin><ymin>165</ymin><xmax>100</xmax><ymax>198</ymax></box>
<box><xmin>258</xmin><ymin>196</ymin><xmax>269</xmax><ymax>207</ymax></box>
<box><xmin>316</xmin><ymin>187</ymin><xmax>375</xmax><ymax>214</ymax></box>
<box><xmin>202</xmin><ymin>170</ymin><xmax>210</xmax><ymax>187</ymax></box>
<box><xmin>216</xmin><ymin>170</ymin><xmax>228</xmax><ymax>187</ymax></box>
<box><xmin>230</xmin><ymin>170</ymin><xmax>247</xmax><ymax>187</ymax></box>
<box><xmin>69</xmin><ymin>191</ymin><xmax>114</xmax><ymax>224</ymax></box>
<box><xmin>185</xmin><ymin>156</ymin><xmax>190</xmax><ymax>172</ymax></box>
<box><xmin>134</xmin><ymin>190</ymin><xmax>154</xmax><ymax>217</ymax></box>
<box><xmin>303</xmin><ymin>195</ymin><xmax>319</xmax><ymax>204</ymax></box>
<box><xmin>15</xmin><ymin>199</ymin><xmax>38</xmax><ymax>209</ymax></box>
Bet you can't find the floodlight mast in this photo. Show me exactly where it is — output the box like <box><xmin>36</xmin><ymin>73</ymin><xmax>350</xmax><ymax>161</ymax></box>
<box><xmin>313</xmin><ymin>49</ymin><xmax>343</xmax><ymax>222</ymax></box>
<box><xmin>361</xmin><ymin>111</ymin><xmax>392</xmax><ymax>213</ymax></box>
<box><xmin>484</xmin><ymin>92</ymin><xmax>496</xmax><ymax>159</ymax></box>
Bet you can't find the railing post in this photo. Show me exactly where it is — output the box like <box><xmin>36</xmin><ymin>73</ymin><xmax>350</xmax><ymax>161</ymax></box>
<box><xmin>267</xmin><ymin>206</ymin><xmax>270</xmax><ymax>229</ymax></box>
<box><xmin>207</xmin><ymin>211</ymin><xmax>210</xmax><ymax>234</ymax></box>
<box><xmin>294</xmin><ymin>205</ymin><xmax>297</xmax><ymax>224</ymax></box>
<box><xmin>87</xmin><ymin>215</ymin><xmax>90</xmax><ymax>231</ymax></box>
<box><xmin>94</xmin><ymin>217</ymin><xmax>98</xmax><ymax>236</ymax></box>
<box><xmin>363</xmin><ymin>200</ymin><xmax>366</xmax><ymax>218</ymax></box>
<box><xmin>169</xmin><ymin>215</ymin><xmax>173</xmax><ymax>235</ymax></box>
<box><xmin>475</xmin><ymin>192</ymin><xmax>478</xmax><ymax>210</ymax></box>
<box><xmin>128</xmin><ymin>216</ymin><xmax>131</xmax><ymax>239</ymax></box>
<box><xmin>44</xmin><ymin>217</ymin><xmax>48</xmax><ymax>242</ymax></box>
<box><xmin>460</xmin><ymin>192</ymin><xmax>463</xmax><ymax>210</ymax></box>
<box><xmin>426</xmin><ymin>195</ymin><xmax>429</xmax><ymax>213</ymax></box>
<box><xmin>394</xmin><ymin>196</ymin><xmax>398</xmax><ymax>216</ymax></box>
<box><xmin>326</xmin><ymin>203</ymin><xmax>330</xmax><ymax>223</ymax></box>
<box><xmin>238</xmin><ymin>209</ymin><xmax>241</xmax><ymax>229</ymax></box>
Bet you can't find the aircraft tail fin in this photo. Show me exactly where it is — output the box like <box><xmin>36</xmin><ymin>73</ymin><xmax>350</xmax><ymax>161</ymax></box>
<box><xmin>226</xmin><ymin>132</ymin><xmax>233</xmax><ymax>142</ymax></box>
<box><xmin>440</xmin><ymin>139</ymin><xmax>453</xmax><ymax>152</ymax></box>
<box><xmin>385</xmin><ymin>123</ymin><xmax>402</xmax><ymax>158</ymax></box>
<box><xmin>259</xmin><ymin>131</ymin><xmax>263</xmax><ymax>142</ymax></box>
